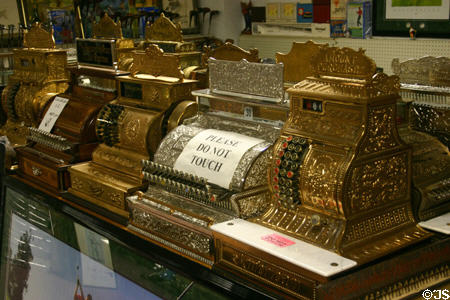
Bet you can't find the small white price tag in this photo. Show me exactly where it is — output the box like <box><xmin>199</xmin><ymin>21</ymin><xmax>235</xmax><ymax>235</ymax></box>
<box><xmin>38</xmin><ymin>96</ymin><xmax>69</xmax><ymax>132</ymax></box>
<box><xmin>243</xmin><ymin>106</ymin><xmax>253</xmax><ymax>120</ymax></box>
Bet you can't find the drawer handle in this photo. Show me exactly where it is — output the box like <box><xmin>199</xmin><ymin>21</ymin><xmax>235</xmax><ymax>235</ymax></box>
<box><xmin>32</xmin><ymin>166</ymin><xmax>42</xmax><ymax>176</ymax></box>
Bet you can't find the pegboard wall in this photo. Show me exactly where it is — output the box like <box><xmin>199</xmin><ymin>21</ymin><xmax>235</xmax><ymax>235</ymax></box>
<box><xmin>239</xmin><ymin>35</ymin><xmax>450</xmax><ymax>75</ymax></box>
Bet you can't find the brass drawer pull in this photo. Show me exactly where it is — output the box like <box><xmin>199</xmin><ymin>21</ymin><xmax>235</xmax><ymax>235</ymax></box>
<box><xmin>32</xmin><ymin>166</ymin><xmax>42</xmax><ymax>176</ymax></box>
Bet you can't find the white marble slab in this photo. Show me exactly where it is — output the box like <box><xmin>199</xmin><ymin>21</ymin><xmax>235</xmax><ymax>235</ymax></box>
<box><xmin>211</xmin><ymin>219</ymin><xmax>357</xmax><ymax>277</ymax></box>
<box><xmin>419</xmin><ymin>212</ymin><xmax>450</xmax><ymax>235</ymax></box>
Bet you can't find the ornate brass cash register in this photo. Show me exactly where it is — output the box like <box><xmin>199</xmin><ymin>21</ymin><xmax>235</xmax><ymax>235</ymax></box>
<box><xmin>126</xmin><ymin>58</ymin><xmax>288</xmax><ymax>267</ymax></box>
<box><xmin>0</xmin><ymin>22</ymin><xmax>68</xmax><ymax>147</ymax></box>
<box><xmin>68</xmin><ymin>45</ymin><xmax>198</xmax><ymax>222</ymax></box>
<box><xmin>14</xmin><ymin>19</ymin><xmax>130</xmax><ymax>192</ymax></box>
<box><xmin>211</xmin><ymin>46</ymin><xmax>432</xmax><ymax>298</ymax></box>
<box><xmin>140</xmin><ymin>13</ymin><xmax>201</xmax><ymax>74</ymax></box>
<box><xmin>392</xmin><ymin>56</ymin><xmax>450</xmax><ymax>221</ymax></box>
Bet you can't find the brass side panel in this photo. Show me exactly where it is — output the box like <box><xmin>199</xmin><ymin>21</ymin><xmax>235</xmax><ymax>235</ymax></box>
<box><xmin>202</xmin><ymin>42</ymin><xmax>259</xmax><ymax>67</ymax></box>
<box><xmin>286</xmin><ymin>98</ymin><xmax>364</xmax><ymax>146</ymax></box>
<box><xmin>92</xmin><ymin>144</ymin><xmax>148</xmax><ymax>179</ymax></box>
<box><xmin>215</xmin><ymin>234</ymin><xmax>317</xmax><ymax>299</ymax></box>
<box><xmin>276</xmin><ymin>41</ymin><xmax>325</xmax><ymax>84</ymax></box>
<box><xmin>69</xmin><ymin>162</ymin><xmax>145</xmax><ymax>211</ymax></box>
<box><xmin>128</xmin><ymin>196</ymin><xmax>214</xmax><ymax>259</ymax></box>
<box><xmin>346</xmin><ymin>152</ymin><xmax>409</xmax><ymax>214</ymax></box>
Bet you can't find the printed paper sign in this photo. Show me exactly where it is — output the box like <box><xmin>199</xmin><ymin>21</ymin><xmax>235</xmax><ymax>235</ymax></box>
<box><xmin>261</xmin><ymin>233</ymin><xmax>295</xmax><ymax>247</ymax></box>
<box><xmin>38</xmin><ymin>96</ymin><xmax>69</xmax><ymax>132</ymax></box>
<box><xmin>174</xmin><ymin>129</ymin><xmax>264</xmax><ymax>189</ymax></box>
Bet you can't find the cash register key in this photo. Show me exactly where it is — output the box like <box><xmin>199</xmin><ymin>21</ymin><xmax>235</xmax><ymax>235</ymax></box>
<box><xmin>288</xmin><ymin>143</ymin><xmax>296</xmax><ymax>151</ymax></box>
<box><xmin>311</xmin><ymin>214</ymin><xmax>321</xmax><ymax>226</ymax></box>
<box><xmin>284</xmin><ymin>151</ymin><xmax>292</xmax><ymax>160</ymax></box>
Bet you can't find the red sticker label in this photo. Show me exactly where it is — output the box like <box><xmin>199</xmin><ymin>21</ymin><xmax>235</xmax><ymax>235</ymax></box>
<box><xmin>261</xmin><ymin>234</ymin><xmax>295</xmax><ymax>247</ymax></box>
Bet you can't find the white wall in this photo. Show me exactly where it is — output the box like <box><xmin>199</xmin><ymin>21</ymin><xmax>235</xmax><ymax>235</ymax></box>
<box><xmin>199</xmin><ymin>0</ymin><xmax>244</xmax><ymax>44</ymax></box>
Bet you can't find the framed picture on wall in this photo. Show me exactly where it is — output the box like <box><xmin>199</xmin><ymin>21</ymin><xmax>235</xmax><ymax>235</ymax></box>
<box><xmin>373</xmin><ymin>0</ymin><xmax>450</xmax><ymax>38</ymax></box>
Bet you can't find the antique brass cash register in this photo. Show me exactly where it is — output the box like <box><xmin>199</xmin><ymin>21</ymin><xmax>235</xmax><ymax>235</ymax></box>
<box><xmin>211</xmin><ymin>46</ymin><xmax>432</xmax><ymax>297</ymax></box>
<box><xmin>0</xmin><ymin>22</ymin><xmax>68</xmax><ymax>147</ymax></box>
<box><xmin>68</xmin><ymin>45</ymin><xmax>198</xmax><ymax>221</ymax></box>
<box><xmin>126</xmin><ymin>59</ymin><xmax>288</xmax><ymax>267</ymax></box>
<box><xmin>14</xmin><ymin>18</ymin><xmax>130</xmax><ymax>192</ymax></box>
<box><xmin>140</xmin><ymin>13</ymin><xmax>201</xmax><ymax>74</ymax></box>
<box><xmin>392</xmin><ymin>56</ymin><xmax>450</xmax><ymax>221</ymax></box>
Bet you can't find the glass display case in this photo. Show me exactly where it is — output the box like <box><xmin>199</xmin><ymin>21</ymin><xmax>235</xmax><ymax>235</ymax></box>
<box><xmin>0</xmin><ymin>175</ymin><xmax>272</xmax><ymax>300</ymax></box>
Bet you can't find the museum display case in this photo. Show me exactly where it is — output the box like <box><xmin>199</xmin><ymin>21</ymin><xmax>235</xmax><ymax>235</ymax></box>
<box><xmin>126</xmin><ymin>58</ymin><xmax>288</xmax><ymax>267</ymax></box>
<box><xmin>0</xmin><ymin>174</ymin><xmax>269</xmax><ymax>300</ymax></box>
<box><xmin>68</xmin><ymin>45</ymin><xmax>198</xmax><ymax>223</ymax></box>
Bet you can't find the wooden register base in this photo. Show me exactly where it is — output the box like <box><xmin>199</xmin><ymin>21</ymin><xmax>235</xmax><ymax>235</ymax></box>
<box><xmin>213</xmin><ymin>220</ymin><xmax>449</xmax><ymax>300</ymax></box>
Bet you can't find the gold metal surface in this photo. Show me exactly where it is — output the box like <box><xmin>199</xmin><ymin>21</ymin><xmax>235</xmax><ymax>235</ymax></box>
<box><xmin>93</xmin><ymin>13</ymin><xmax>123</xmax><ymax>39</ymax></box>
<box><xmin>0</xmin><ymin>24</ymin><xmax>68</xmax><ymax>147</ymax></box>
<box><xmin>145</xmin><ymin>13</ymin><xmax>183</xmax><ymax>42</ymax></box>
<box><xmin>201</xmin><ymin>42</ymin><xmax>260</xmax><ymax>67</ymax></box>
<box><xmin>167</xmin><ymin>100</ymin><xmax>198</xmax><ymax>132</ymax></box>
<box><xmin>276</xmin><ymin>41</ymin><xmax>325</xmax><ymax>84</ymax></box>
<box><xmin>130</xmin><ymin>45</ymin><xmax>184</xmax><ymax>80</ymax></box>
<box><xmin>252</xmin><ymin>45</ymin><xmax>430</xmax><ymax>263</ymax></box>
<box><xmin>23</xmin><ymin>22</ymin><xmax>55</xmax><ymax>49</ymax></box>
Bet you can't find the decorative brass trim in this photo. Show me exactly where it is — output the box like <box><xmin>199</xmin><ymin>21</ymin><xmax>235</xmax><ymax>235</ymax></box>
<box><xmin>128</xmin><ymin>225</ymin><xmax>214</xmax><ymax>267</ymax></box>
<box><xmin>93</xmin><ymin>13</ymin><xmax>123</xmax><ymax>39</ymax></box>
<box><xmin>392</xmin><ymin>56</ymin><xmax>450</xmax><ymax>87</ymax></box>
<box><xmin>23</xmin><ymin>22</ymin><xmax>55</xmax><ymax>49</ymax></box>
<box><xmin>217</xmin><ymin>239</ymin><xmax>317</xmax><ymax>299</ymax></box>
<box><xmin>128</xmin><ymin>206</ymin><xmax>213</xmax><ymax>255</ymax></box>
<box><xmin>202</xmin><ymin>42</ymin><xmax>259</xmax><ymax>67</ymax></box>
<box><xmin>311</xmin><ymin>46</ymin><xmax>376</xmax><ymax>80</ymax></box>
<box><xmin>208</xmin><ymin>59</ymin><xmax>284</xmax><ymax>102</ymax></box>
<box><xmin>145</xmin><ymin>13</ymin><xmax>183</xmax><ymax>42</ymax></box>
<box><xmin>130</xmin><ymin>45</ymin><xmax>183</xmax><ymax>80</ymax></box>
<box><xmin>362</xmin><ymin>264</ymin><xmax>449</xmax><ymax>300</ymax></box>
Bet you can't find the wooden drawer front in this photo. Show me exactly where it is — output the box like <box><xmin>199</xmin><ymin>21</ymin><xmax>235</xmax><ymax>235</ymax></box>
<box><xmin>21</xmin><ymin>158</ymin><xmax>59</xmax><ymax>189</ymax></box>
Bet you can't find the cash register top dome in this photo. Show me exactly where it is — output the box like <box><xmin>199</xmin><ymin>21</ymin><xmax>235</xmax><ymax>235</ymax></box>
<box><xmin>23</xmin><ymin>22</ymin><xmax>55</xmax><ymax>49</ymax></box>
<box><xmin>145</xmin><ymin>13</ymin><xmax>183</xmax><ymax>42</ymax></box>
<box><xmin>290</xmin><ymin>45</ymin><xmax>400</xmax><ymax>100</ymax></box>
<box><xmin>93</xmin><ymin>13</ymin><xmax>123</xmax><ymax>39</ymax></box>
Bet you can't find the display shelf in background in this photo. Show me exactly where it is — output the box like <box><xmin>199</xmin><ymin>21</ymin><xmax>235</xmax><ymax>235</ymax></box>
<box><xmin>239</xmin><ymin>35</ymin><xmax>450</xmax><ymax>75</ymax></box>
